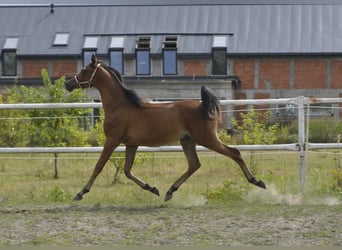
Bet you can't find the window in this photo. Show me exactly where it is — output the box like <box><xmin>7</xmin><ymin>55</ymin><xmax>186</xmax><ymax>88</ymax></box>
<box><xmin>212</xmin><ymin>49</ymin><xmax>227</xmax><ymax>75</ymax></box>
<box><xmin>3</xmin><ymin>37</ymin><xmax>19</xmax><ymax>49</ymax></box>
<box><xmin>163</xmin><ymin>36</ymin><xmax>177</xmax><ymax>75</ymax></box>
<box><xmin>110</xmin><ymin>36</ymin><xmax>124</xmax><ymax>48</ymax></box>
<box><xmin>136</xmin><ymin>37</ymin><xmax>151</xmax><ymax>75</ymax></box>
<box><xmin>2</xmin><ymin>38</ymin><xmax>18</xmax><ymax>76</ymax></box>
<box><xmin>213</xmin><ymin>36</ymin><xmax>227</xmax><ymax>47</ymax></box>
<box><xmin>83</xmin><ymin>50</ymin><xmax>96</xmax><ymax>67</ymax></box>
<box><xmin>110</xmin><ymin>50</ymin><xmax>123</xmax><ymax>74</ymax></box>
<box><xmin>136</xmin><ymin>50</ymin><xmax>150</xmax><ymax>75</ymax></box>
<box><xmin>2</xmin><ymin>50</ymin><xmax>17</xmax><ymax>76</ymax></box>
<box><xmin>109</xmin><ymin>37</ymin><xmax>124</xmax><ymax>74</ymax></box>
<box><xmin>83</xmin><ymin>36</ymin><xmax>98</xmax><ymax>49</ymax></box>
<box><xmin>136</xmin><ymin>37</ymin><xmax>151</xmax><ymax>49</ymax></box>
<box><xmin>83</xmin><ymin>36</ymin><xmax>98</xmax><ymax>67</ymax></box>
<box><xmin>212</xmin><ymin>36</ymin><xmax>227</xmax><ymax>75</ymax></box>
<box><xmin>53</xmin><ymin>33</ymin><xmax>69</xmax><ymax>46</ymax></box>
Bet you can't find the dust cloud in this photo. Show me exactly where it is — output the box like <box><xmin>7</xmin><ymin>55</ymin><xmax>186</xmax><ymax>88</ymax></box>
<box><xmin>245</xmin><ymin>183</ymin><xmax>341</xmax><ymax>206</ymax></box>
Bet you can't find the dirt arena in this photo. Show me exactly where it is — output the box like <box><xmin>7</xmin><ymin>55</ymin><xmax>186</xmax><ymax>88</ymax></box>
<box><xmin>0</xmin><ymin>202</ymin><xmax>340</xmax><ymax>246</ymax></box>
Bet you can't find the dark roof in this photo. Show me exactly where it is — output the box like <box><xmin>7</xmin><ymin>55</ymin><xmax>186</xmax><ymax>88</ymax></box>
<box><xmin>2</xmin><ymin>0</ymin><xmax>342</xmax><ymax>6</ymax></box>
<box><xmin>1</xmin><ymin>1</ymin><xmax>342</xmax><ymax>56</ymax></box>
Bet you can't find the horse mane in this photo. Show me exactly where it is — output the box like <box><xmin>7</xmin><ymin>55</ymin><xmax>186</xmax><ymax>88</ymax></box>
<box><xmin>100</xmin><ymin>63</ymin><xmax>144</xmax><ymax>108</ymax></box>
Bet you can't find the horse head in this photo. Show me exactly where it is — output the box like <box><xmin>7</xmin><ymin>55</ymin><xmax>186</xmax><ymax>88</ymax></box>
<box><xmin>65</xmin><ymin>54</ymin><xmax>100</xmax><ymax>92</ymax></box>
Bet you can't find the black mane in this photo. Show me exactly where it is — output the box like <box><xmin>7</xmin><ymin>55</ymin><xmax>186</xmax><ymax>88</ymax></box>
<box><xmin>101</xmin><ymin>63</ymin><xmax>144</xmax><ymax>108</ymax></box>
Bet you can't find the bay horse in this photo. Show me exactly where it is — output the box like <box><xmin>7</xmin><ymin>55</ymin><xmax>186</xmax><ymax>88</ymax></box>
<box><xmin>65</xmin><ymin>55</ymin><xmax>266</xmax><ymax>202</ymax></box>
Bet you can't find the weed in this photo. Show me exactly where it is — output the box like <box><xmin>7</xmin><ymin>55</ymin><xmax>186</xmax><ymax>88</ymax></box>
<box><xmin>45</xmin><ymin>186</ymin><xmax>72</xmax><ymax>202</ymax></box>
<box><xmin>204</xmin><ymin>179</ymin><xmax>245</xmax><ymax>202</ymax></box>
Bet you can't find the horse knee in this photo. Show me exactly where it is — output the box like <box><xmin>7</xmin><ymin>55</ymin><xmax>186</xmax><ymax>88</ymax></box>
<box><xmin>228</xmin><ymin>146</ymin><xmax>241</xmax><ymax>157</ymax></box>
<box><xmin>188</xmin><ymin>162</ymin><xmax>201</xmax><ymax>175</ymax></box>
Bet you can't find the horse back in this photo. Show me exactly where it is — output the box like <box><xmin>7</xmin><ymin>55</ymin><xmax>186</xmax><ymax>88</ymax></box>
<box><xmin>122</xmin><ymin>100</ymin><xmax>212</xmax><ymax>146</ymax></box>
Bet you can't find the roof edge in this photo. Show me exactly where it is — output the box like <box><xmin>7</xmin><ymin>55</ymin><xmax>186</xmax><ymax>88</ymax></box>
<box><xmin>1</xmin><ymin>0</ymin><xmax>342</xmax><ymax>7</ymax></box>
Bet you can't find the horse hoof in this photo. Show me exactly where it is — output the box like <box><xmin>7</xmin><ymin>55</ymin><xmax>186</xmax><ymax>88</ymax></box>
<box><xmin>164</xmin><ymin>192</ymin><xmax>173</xmax><ymax>202</ymax></box>
<box><xmin>73</xmin><ymin>193</ymin><xmax>83</xmax><ymax>201</ymax></box>
<box><xmin>164</xmin><ymin>194</ymin><xmax>172</xmax><ymax>201</ymax></box>
<box><xmin>258</xmin><ymin>180</ymin><xmax>266</xmax><ymax>189</ymax></box>
<box><xmin>151</xmin><ymin>187</ymin><xmax>160</xmax><ymax>196</ymax></box>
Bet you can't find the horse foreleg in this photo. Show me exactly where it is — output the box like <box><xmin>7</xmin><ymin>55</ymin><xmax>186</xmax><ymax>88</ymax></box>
<box><xmin>165</xmin><ymin>136</ymin><xmax>201</xmax><ymax>201</ymax></box>
<box><xmin>73</xmin><ymin>139</ymin><xmax>119</xmax><ymax>201</ymax></box>
<box><xmin>124</xmin><ymin>145</ymin><xmax>160</xmax><ymax>197</ymax></box>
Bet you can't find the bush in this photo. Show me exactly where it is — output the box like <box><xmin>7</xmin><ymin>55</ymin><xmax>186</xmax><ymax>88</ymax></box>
<box><xmin>309</xmin><ymin>118</ymin><xmax>342</xmax><ymax>143</ymax></box>
<box><xmin>204</xmin><ymin>179</ymin><xmax>245</xmax><ymax>201</ymax></box>
<box><xmin>0</xmin><ymin>69</ymin><xmax>91</xmax><ymax>147</ymax></box>
<box><xmin>227</xmin><ymin>108</ymin><xmax>280</xmax><ymax>145</ymax></box>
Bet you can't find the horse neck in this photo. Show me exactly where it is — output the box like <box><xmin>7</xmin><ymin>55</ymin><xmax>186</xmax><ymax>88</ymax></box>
<box><xmin>95</xmin><ymin>71</ymin><xmax>128</xmax><ymax>112</ymax></box>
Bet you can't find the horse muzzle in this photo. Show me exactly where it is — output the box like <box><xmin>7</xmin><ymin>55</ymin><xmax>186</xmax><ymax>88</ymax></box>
<box><xmin>65</xmin><ymin>77</ymin><xmax>79</xmax><ymax>92</ymax></box>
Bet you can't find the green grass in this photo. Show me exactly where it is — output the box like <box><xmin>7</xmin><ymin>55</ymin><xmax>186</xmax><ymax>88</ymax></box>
<box><xmin>0</xmin><ymin>150</ymin><xmax>341</xmax><ymax>206</ymax></box>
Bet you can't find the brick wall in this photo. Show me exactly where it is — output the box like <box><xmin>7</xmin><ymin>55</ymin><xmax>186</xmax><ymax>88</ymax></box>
<box><xmin>259</xmin><ymin>60</ymin><xmax>290</xmax><ymax>89</ymax></box>
<box><xmin>294</xmin><ymin>59</ymin><xmax>326</xmax><ymax>89</ymax></box>
<box><xmin>331</xmin><ymin>59</ymin><xmax>342</xmax><ymax>89</ymax></box>
<box><xmin>183</xmin><ymin>60</ymin><xmax>207</xmax><ymax>76</ymax></box>
<box><xmin>232</xmin><ymin>59</ymin><xmax>254</xmax><ymax>89</ymax></box>
<box><xmin>232</xmin><ymin>57</ymin><xmax>340</xmax><ymax>99</ymax></box>
<box><xmin>22</xmin><ymin>61</ymin><xmax>49</xmax><ymax>78</ymax></box>
<box><xmin>52</xmin><ymin>61</ymin><xmax>77</xmax><ymax>78</ymax></box>
<box><xmin>21</xmin><ymin>60</ymin><xmax>78</xmax><ymax>78</ymax></box>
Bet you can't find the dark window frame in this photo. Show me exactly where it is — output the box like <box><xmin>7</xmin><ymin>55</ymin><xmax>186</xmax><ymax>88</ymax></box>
<box><xmin>2</xmin><ymin>49</ymin><xmax>17</xmax><ymax>76</ymax></box>
<box><xmin>82</xmin><ymin>50</ymin><xmax>97</xmax><ymax>67</ymax></box>
<box><xmin>136</xmin><ymin>49</ymin><xmax>151</xmax><ymax>75</ymax></box>
<box><xmin>136</xmin><ymin>37</ymin><xmax>151</xmax><ymax>75</ymax></box>
<box><xmin>163</xmin><ymin>49</ymin><xmax>177</xmax><ymax>75</ymax></box>
<box><xmin>211</xmin><ymin>48</ymin><xmax>227</xmax><ymax>75</ymax></box>
<box><xmin>109</xmin><ymin>49</ymin><xmax>124</xmax><ymax>74</ymax></box>
<box><xmin>162</xmin><ymin>36</ymin><xmax>178</xmax><ymax>75</ymax></box>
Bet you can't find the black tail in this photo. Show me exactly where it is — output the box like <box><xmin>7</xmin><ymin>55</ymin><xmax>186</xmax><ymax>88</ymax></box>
<box><xmin>201</xmin><ymin>86</ymin><xmax>221</xmax><ymax>120</ymax></box>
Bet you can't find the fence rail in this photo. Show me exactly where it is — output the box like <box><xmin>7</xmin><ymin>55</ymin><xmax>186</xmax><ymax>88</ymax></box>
<box><xmin>1</xmin><ymin>96</ymin><xmax>342</xmax><ymax>193</ymax></box>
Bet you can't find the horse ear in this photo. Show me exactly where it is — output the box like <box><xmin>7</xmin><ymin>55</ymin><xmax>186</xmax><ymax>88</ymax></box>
<box><xmin>91</xmin><ymin>54</ymin><xmax>98</xmax><ymax>66</ymax></box>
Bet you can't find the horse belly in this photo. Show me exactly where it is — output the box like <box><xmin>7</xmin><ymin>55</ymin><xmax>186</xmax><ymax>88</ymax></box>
<box><xmin>125</xmin><ymin>122</ymin><xmax>187</xmax><ymax>147</ymax></box>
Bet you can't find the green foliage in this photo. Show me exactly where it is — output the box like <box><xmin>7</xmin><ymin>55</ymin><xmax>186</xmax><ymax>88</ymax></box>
<box><xmin>274</xmin><ymin>125</ymin><xmax>298</xmax><ymax>144</ymax></box>
<box><xmin>45</xmin><ymin>186</ymin><xmax>72</xmax><ymax>202</ymax></box>
<box><xmin>309</xmin><ymin>118</ymin><xmax>342</xmax><ymax>143</ymax></box>
<box><xmin>0</xmin><ymin>68</ymin><xmax>91</xmax><ymax>147</ymax></box>
<box><xmin>204</xmin><ymin>179</ymin><xmax>245</xmax><ymax>201</ymax></box>
<box><xmin>231</xmin><ymin>108</ymin><xmax>280</xmax><ymax>145</ymax></box>
<box><xmin>330</xmin><ymin>167</ymin><xmax>342</xmax><ymax>195</ymax></box>
<box><xmin>219</xmin><ymin>108</ymin><xmax>280</xmax><ymax>146</ymax></box>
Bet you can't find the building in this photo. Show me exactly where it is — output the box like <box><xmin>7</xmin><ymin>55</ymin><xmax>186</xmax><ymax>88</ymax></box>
<box><xmin>1</xmin><ymin>0</ymin><xmax>342</xmax><ymax>123</ymax></box>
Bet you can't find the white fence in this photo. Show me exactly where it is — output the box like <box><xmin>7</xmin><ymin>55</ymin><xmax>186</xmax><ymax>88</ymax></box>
<box><xmin>1</xmin><ymin>96</ymin><xmax>342</xmax><ymax>193</ymax></box>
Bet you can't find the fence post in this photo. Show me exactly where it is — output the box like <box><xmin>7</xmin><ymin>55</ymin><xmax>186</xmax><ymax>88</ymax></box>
<box><xmin>297</xmin><ymin>96</ymin><xmax>307</xmax><ymax>194</ymax></box>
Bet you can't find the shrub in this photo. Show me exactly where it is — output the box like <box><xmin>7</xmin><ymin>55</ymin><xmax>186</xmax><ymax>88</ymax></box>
<box><xmin>228</xmin><ymin>108</ymin><xmax>280</xmax><ymax>145</ymax></box>
<box><xmin>204</xmin><ymin>179</ymin><xmax>245</xmax><ymax>201</ymax></box>
<box><xmin>309</xmin><ymin>118</ymin><xmax>342</xmax><ymax>143</ymax></box>
<box><xmin>0</xmin><ymin>69</ymin><xmax>91</xmax><ymax>147</ymax></box>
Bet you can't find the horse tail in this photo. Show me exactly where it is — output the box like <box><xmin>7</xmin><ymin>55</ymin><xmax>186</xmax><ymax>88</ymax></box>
<box><xmin>201</xmin><ymin>86</ymin><xmax>221</xmax><ymax>121</ymax></box>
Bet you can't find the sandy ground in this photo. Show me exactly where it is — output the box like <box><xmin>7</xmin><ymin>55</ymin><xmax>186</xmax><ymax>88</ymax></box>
<box><xmin>0</xmin><ymin>202</ymin><xmax>341</xmax><ymax>246</ymax></box>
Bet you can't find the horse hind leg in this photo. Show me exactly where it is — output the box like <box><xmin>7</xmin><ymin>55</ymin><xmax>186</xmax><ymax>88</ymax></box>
<box><xmin>205</xmin><ymin>138</ymin><xmax>266</xmax><ymax>189</ymax></box>
<box><xmin>165</xmin><ymin>135</ymin><xmax>201</xmax><ymax>201</ymax></box>
<box><xmin>124</xmin><ymin>145</ymin><xmax>160</xmax><ymax>197</ymax></box>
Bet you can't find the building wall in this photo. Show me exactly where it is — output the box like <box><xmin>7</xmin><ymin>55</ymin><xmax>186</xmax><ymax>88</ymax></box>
<box><xmin>18</xmin><ymin>59</ymin><xmax>77</xmax><ymax>79</ymax></box>
<box><xmin>5</xmin><ymin>56</ymin><xmax>342</xmax><ymax>99</ymax></box>
<box><xmin>231</xmin><ymin>57</ymin><xmax>342</xmax><ymax>99</ymax></box>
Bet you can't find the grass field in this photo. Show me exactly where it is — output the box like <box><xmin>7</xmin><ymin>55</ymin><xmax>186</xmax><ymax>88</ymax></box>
<box><xmin>0</xmin><ymin>150</ymin><xmax>341</xmax><ymax>205</ymax></box>
<box><xmin>0</xmin><ymin>150</ymin><xmax>341</xmax><ymax>246</ymax></box>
